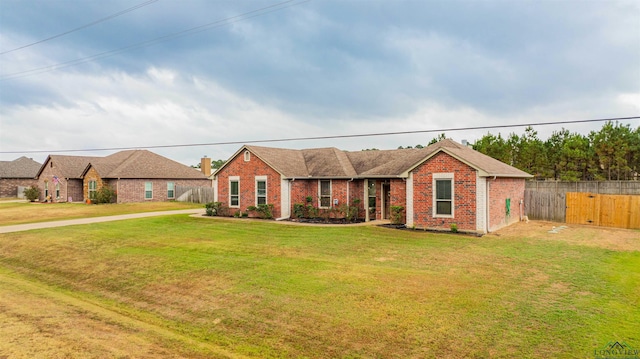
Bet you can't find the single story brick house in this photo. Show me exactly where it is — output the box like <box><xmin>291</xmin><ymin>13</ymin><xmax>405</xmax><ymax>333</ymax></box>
<box><xmin>0</xmin><ymin>156</ymin><xmax>41</xmax><ymax>198</ymax></box>
<box><xmin>212</xmin><ymin>139</ymin><xmax>532</xmax><ymax>233</ymax></box>
<box><xmin>36</xmin><ymin>150</ymin><xmax>211</xmax><ymax>203</ymax></box>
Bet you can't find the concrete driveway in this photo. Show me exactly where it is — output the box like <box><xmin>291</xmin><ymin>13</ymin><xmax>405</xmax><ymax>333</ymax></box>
<box><xmin>0</xmin><ymin>209</ymin><xmax>206</xmax><ymax>234</ymax></box>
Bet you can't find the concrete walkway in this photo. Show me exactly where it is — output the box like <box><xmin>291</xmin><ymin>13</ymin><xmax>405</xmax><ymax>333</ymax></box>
<box><xmin>0</xmin><ymin>209</ymin><xmax>206</xmax><ymax>234</ymax></box>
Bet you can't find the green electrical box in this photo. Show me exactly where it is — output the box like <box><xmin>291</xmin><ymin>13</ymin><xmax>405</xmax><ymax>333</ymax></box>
<box><xmin>506</xmin><ymin>198</ymin><xmax>511</xmax><ymax>216</ymax></box>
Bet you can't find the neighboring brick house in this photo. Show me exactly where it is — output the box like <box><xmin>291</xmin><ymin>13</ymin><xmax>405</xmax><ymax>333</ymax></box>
<box><xmin>35</xmin><ymin>150</ymin><xmax>211</xmax><ymax>203</ymax></box>
<box><xmin>0</xmin><ymin>157</ymin><xmax>41</xmax><ymax>198</ymax></box>
<box><xmin>213</xmin><ymin>139</ymin><xmax>532</xmax><ymax>233</ymax></box>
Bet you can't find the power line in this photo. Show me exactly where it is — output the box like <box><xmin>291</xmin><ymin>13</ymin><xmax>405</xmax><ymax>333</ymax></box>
<box><xmin>0</xmin><ymin>0</ymin><xmax>159</xmax><ymax>55</ymax></box>
<box><xmin>0</xmin><ymin>0</ymin><xmax>309</xmax><ymax>81</ymax></box>
<box><xmin>1</xmin><ymin>116</ymin><xmax>637</xmax><ymax>155</ymax></box>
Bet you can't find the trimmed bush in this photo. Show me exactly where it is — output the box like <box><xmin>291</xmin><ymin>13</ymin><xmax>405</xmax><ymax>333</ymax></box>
<box><xmin>23</xmin><ymin>186</ymin><xmax>40</xmax><ymax>202</ymax></box>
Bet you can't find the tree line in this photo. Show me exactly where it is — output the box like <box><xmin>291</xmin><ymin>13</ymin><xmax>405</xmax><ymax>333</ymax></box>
<box><xmin>472</xmin><ymin>121</ymin><xmax>639</xmax><ymax>181</ymax></box>
<box><xmin>398</xmin><ymin>121</ymin><xmax>639</xmax><ymax>181</ymax></box>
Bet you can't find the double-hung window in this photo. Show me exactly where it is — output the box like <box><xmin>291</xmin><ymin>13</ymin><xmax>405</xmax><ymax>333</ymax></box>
<box><xmin>433</xmin><ymin>173</ymin><xmax>454</xmax><ymax>217</ymax></box>
<box><xmin>319</xmin><ymin>180</ymin><xmax>331</xmax><ymax>208</ymax></box>
<box><xmin>229</xmin><ymin>177</ymin><xmax>240</xmax><ymax>207</ymax></box>
<box><xmin>88</xmin><ymin>180</ymin><xmax>97</xmax><ymax>200</ymax></box>
<box><xmin>167</xmin><ymin>182</ymin><xmax>175</xmax><ymax>199</ymax></box>
<box><xmin>255</xmin><ymin>176</ymin><xmax>267</xmax><ymax>205</ymax></box>
<box><xmin>145</xmin><ymin>182</ymin><xmax>153</xmax><ymax>200</ymax></box>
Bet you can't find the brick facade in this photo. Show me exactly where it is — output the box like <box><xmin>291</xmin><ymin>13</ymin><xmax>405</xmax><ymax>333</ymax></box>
<box><xmin>109</xmin><ymin>178</ymin><xmax>211</xmax><ymax>203</ymax></box>
<box><xmin>36</xmin><ymin>160</ymin><xmax>80</xmax><ymax>202</ymax></box>
<box><xmin>411</xmin><ymin>152</ymin><xmax>477</xmax><ymax>231</ymax></box>
<box><xmin>216</xmin><ymin>150</ymin><xmax>283</xmax><ymax>217</ymax></box>
<box><xmin>0</xmin><ymin>178</ymin><xmax>37</xmax><ymax>198</ymax></box>
<box><xmin>215</xmin><ymin>146</ymin><xmax>527</xmax><ymax>232</ymax></box>
<box><xmin>290</xmin><ymin>179</ymin><xmax>366</xmax><ymax>218</ymax></box>
<box><xmin>487</xmin><ymin>177</ymin><xmax>525</xmax><ymax>232</ymax></box>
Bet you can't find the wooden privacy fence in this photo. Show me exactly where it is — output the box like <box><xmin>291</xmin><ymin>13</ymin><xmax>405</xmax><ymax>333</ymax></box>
<box><xmin>524</xmin><ymin>190</ymin><xmax>566</xmax><ymax>222</ymax></box>
<box><xmin>175</xmin><ymin>186</ymin><xmax>215</xmax><ymax>204</ymax></box>
<box><xmin>566</xmin><ymin>192</ymin><xmax>640</xmax><ymax>229</ymax></box>
<box><xmin>526</xmin><ymin>180</ymin><xmax>640</xmax><ymax>195</ymax></box>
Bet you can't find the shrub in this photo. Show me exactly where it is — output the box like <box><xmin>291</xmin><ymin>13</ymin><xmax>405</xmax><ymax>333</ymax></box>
<box><xmin>390</xmin><ymin>205</ymin><xmax>405</xmax><ymax>225</ymax></box>
<box><xmin>256</xmin><ymin>203</ymin><xmax>274</xmax><ymax>219</ymax></box>
<box><xmin>450</xmin><ymin>223</ymin><xmax>458</xmax><ymax>233</ymax></box>
<box><xmin>94</xmin><ymin>186</ymin><xmax>116</xmax><ymax>204</ymax></box>
<box><xmin>205</xmin><ymin>202</ymin><xmax>228</xmax><ymax>216</ymax></box>
<box><xmin>23</xmin><ymin>186</ymin><xmax>40</xmax><ymax>202</ymax></box>
<box><xmin>293</xmin><ymin>203</ymin><xmax>305</xmax><ymax>218</ymax></box>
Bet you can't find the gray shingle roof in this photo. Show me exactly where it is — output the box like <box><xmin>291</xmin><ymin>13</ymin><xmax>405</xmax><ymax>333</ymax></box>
<box><xmin>91</xmin><ymin>150</ymin><xmax>207</xmax><ymax>179</ymax></box>
<box><xmin>0</xmin><ymin>156</ymin><xmax>42</xmax><ymax>178</ymax></box>
<box><xmin>230</xmin><ymin>139</ymin><xmax>531</xmax><ymax>179</ymax></box>
<box><xmin>36</xmin><ymin>151</ymin><xmax>206</xmax><ymax>180</ymax></box>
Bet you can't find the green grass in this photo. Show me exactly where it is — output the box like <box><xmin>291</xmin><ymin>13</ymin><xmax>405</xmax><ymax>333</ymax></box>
<box><xmin>0</xmin><ymin>216</ymin><xmax>638</xmax><ymax>358</ymax></box>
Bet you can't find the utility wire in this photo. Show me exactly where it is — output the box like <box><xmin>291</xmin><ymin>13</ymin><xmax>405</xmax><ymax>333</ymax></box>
<box><xmin>0</xmin><ymin>0</ymin><xmax>309</xmax><ymax>81</ymax></box>
<box><xmin>0</xmin><ymin>0</ymin><xmax>159</xmax><ymax>55</ymax></box>
<box><xmin>1</xmin><ymin>116</ymin><xmax>637</xmax><ymax>155</ymax></box>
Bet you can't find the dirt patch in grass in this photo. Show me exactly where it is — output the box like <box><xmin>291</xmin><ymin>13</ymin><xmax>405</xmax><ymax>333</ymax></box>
<box><xmin>489</xmin><ymin>221</ymin><xmax>640</xmax><ymax>251</ymax></box>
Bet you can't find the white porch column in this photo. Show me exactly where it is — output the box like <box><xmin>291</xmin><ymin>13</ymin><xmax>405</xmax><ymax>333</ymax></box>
<box><xmin>406</xmin><ymin>173</ymin><xmax>414</xmax><ymax>227</ymax></box>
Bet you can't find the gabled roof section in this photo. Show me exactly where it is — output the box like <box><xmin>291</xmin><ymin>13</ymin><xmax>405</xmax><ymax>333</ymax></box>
<box><xmin>0</xmin><ymin>156</ymin><xmax>42</xmax><ymax>178</ymax></box>
<box><xmin>405</xmin><ymin>139</ymin><xmax>532</xmax><ymax>178</ymax></box>
<box><xmin>216</xmin><ymin>140</ymin><xmax>531</xmax><ymax>179</ymax></box>
<box><xmin>84</xmin><ymin>150</ymin><xmax>207</xmax><ymax>179</ymax></box>
<box><xmin>36</xmin><ymin>155</ymin><xmax>100</xmax><ymax>179</ymax></box>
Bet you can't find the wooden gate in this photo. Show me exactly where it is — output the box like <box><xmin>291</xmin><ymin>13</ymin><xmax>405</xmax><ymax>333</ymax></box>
<box><xmin>566</xmin><ymin>192</ymin><xmax>640</xmax><ymax>229</ymax></box>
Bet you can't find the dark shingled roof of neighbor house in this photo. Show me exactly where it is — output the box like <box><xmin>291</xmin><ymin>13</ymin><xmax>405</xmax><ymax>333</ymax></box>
<box><xmin>230</xmin><ymin>139</ymin><xmax>532</xmax><ymax>179</ymax></box>
<box><xmin>85</xmin><ymin>150</ymin><xmax>208</xmax><ymax>179</ymax></box>
<box><xmin>0</xmin><ymin>156</ymin><xmax>42</xmax><ymax>178</ymax></box>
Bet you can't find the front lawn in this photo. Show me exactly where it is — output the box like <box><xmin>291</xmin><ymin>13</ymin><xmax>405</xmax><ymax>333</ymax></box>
<box><xmin>0</xmin><ymin>217</ymin><xmax>638</xmax><ymax>358</ymax></box>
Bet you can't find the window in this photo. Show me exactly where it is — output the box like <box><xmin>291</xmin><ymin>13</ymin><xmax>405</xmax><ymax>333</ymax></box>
<box><xmin>167</xmin><ymin>182</ymin><xmax>175</xmax><ymax>199</ymax></box>
<box><xmin>433</xmin><ymin>173</ymin><xmax>454</xmax><ymax>217</ymax></box>
<box><xmin>44</xmin><ymin>181</ymin><xmax>49</xmax><ymax>198</ymax></box>
<box><xmin>368</xmin><ymin>180</ymin><xmax>376</xmax><ymax>215</ymax></box>
<box><xmin>244</xmin><ymin>150</ymin><xmax>251</xmax><ymax>162</ymax></box>
<box><xmin>229</xmin><ymin>178</ymin><xmax>239</xmax><ymax>207</ymax></box>
<box><xmin>145</xmin><ymin>182</ymin><xmax>153</xmax><ymax>200</ymax></box>
<box><xmin>88</xmin><ymin>180</ymin><xmax>97</xmax><ymax>200</ymax></box>
<box><xmin>319</xmin><ymin>180</ymin><xmax>331</xmax><ymax>208</ymax></box>
<box><xmin>55</xmin><ymin>183</ymin><xmax>60</xmax><ymax>199</ymax></box>
<box><xmin>256</xmin><ymin>177</ymin><xmax>267</xmax><ymax>205</ymax></box>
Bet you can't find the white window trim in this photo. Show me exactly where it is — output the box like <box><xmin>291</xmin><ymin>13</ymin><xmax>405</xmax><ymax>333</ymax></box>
<box><xmin>229</xmin><ymin>176</ymin><xmax>240</xmax><ymax>208</ymax></box>
<box><xmin>244</xmin><ymin>150</ymin><xmax>251</xmax><ymax>162</ymax></box>
<box><xmin>318</xmin><ymin>179</ymin><xmax>332</xmax><ymax>208</ymax></box>
<box><xmin>167</xmin><ymin>182</ymin><xmax>175</xmax><ymax>199</ymax></box>
<box><xmin>255</xmin><ymin>175</ymin><xmax>267</xmax><ymax>206</ymax></box>
<box><xmin>433</xmin><ymin>173</ymin><xmax>454</xmax><ymax>218</ymax></box>
<box><xmin>145</xmin><ymin>182</ymin><xmax>153</xmax><ymax>200</ymax></box>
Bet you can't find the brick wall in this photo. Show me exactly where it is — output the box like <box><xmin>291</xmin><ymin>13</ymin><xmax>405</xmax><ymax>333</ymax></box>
<box><xmin>411</xmin><ymin>152</ymin><xmax>477</xmax><ymax>231</ymax></box>
<box><xmin>113</xmin><ymin>178</ymin><xmax>211</xmax><ymax>203</ymax></box>
<box><xmin>390</xmin><ymin>178</ymin><xmax>407</xmax><ymax>223</ymax></box>
<box><xmin>216</xmin><ymin>150</ymin><xmax>282</xmax><ymax>217</ymax></box>
<box><xmin>290</xmin><ymin>179</ymin><xmax>365</xmax><ymax>215</ymax></box>
<box><xmin>487</xmin><ymin>177</ymin><xmax>525</xmax><ymax>232</ymax></box>
<box><xmin>37</xmin><ymin>159</ymin><xmax>71</xmax><ymax>202</ymax></box>
<box><xmin>0</xmin><ymin>178</ymin><xmax>37</xmax><ymax>198</ymax></box>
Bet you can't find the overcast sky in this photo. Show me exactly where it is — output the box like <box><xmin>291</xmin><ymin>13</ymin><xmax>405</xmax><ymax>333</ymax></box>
<box><xmin>1</xmin><ymin>0</ymin><xmax>639</xmax><ymax>166</ymax></box>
